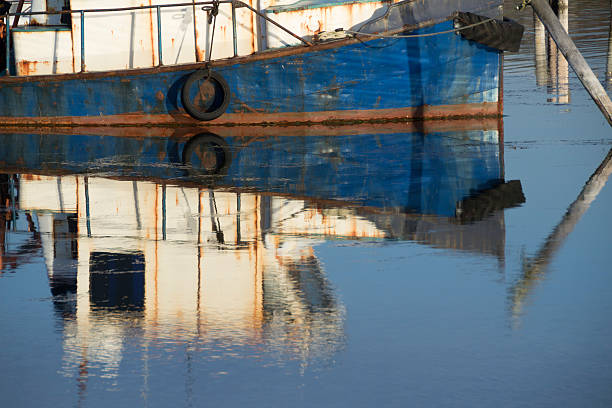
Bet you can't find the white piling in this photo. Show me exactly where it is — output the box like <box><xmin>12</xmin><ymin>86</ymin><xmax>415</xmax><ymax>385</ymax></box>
<box><xmin>557</xmin><ymin>0</ymin><xmax>570</xmax><ymax>104</ymax></box>
<box><xmin>531</xmin><ymin>0</ymin><xmax>612</xmax><ymax>125</ymax></box>
<box><xmin>534</xmin><ymin>12</ymin><xmax>548</xmax><ymax>86</ymax></box>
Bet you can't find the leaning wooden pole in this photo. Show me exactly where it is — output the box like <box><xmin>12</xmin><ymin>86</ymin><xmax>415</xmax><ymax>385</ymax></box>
<box><xmin>530</xmin><ymin>0</ymin><xmax>612</xmax><ymax>126</ymax></box>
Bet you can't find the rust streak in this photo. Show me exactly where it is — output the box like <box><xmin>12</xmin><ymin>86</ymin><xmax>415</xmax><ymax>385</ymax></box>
<box><xmin>0</xmin><ymin>102</ymin><xmax>500</xmax><ymax>127</ymax></box>
<box><xmin>148</xmin><ymin>1</ymin><xmax>156</xmax><ymax>66</ymax></box>
<box><xmin>0</xmin><ymin>117</ymin><xmax>500</xmax><ymax>139</ymax></box>
<box><xmin>16</xmin><ymin>60</ymin><xmax>50</xmax><ymax>76</ymax></box>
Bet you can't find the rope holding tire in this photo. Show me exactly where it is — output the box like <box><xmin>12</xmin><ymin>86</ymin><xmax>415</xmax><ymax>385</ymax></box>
<box><xmin>182</xmin><ymin>69</ymin><xmax>230</xmax><ymax>121</ymax></box>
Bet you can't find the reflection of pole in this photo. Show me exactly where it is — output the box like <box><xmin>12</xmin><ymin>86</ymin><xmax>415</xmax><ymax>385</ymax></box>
<box><xmin>208</xmin><ymin>190</ymin><xmax>224</xmax><ymax>244</ymax></box>
<box><xmin>9</xmin><ymin>175</ymin><xmax>16</xmax><ymax>231</ymax></box>
<box><xmin>557</xmin><ymin>0</ymin><xmax>570</xmax><ymax>104</ymax></box>
<box><xmin>534</xmin><ymin>12</ymin><xmax>548</xmax><ymax>86</ymax></box>
<box><xmin>132</xmin><ymin>181</ymin><xmax>142</xmax><ymax>231</ymax></box>
<box><xmin>84</xmin><ymin>177</ymin><xmax>91</xmax><ymax>238</ymax></box>
<box><xmin>511</xmin><ymin>149</ymin><xmax>612</xmax><ymax>318</ymax></box>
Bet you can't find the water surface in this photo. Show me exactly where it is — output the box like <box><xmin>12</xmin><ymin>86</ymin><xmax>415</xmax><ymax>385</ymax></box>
<box><xmin>1</xmin><ymin>1</ymin><xmax>612</xmax><ymax>407</ymax></box>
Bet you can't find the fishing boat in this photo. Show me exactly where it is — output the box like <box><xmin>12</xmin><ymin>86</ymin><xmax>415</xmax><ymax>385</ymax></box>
<box><xmin>0</xmin><ymin>0</ymin><xmax>521</xmax><ymax>126</ymax></box>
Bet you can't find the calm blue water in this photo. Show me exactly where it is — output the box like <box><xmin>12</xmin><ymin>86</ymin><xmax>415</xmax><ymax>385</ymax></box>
<box><xmin>1</xmin><ymin>1</ymin><xmax>611</xmax><ymax>407</ymax></box>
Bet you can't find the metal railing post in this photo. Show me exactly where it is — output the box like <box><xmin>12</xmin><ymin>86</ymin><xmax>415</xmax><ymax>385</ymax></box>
<box><xmin>192</xmin><ymin>1</ymin><xmax>199</xmax><ymax>62</ymax></box>
<box><xmin>231</xmin><ymin>1</ymin><xmax>237</xmax><ymax>57</ymax></box>
<box><xmin>80</xmin><ymin>10</ymin><xmax>85</xmax><ymax>72</ymax></box>
<box><xmin>156</xmin><ymin>5</ymin><xmax>163</xmax><ymax>66</ymax></box>
<box><xmin>5</xmin><ymin>13</ymin><xmax>10</xmax><ymax>76</ymax></box>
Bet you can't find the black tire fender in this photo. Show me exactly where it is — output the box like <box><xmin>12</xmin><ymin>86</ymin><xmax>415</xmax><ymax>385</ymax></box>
<box><xmin>181</xmin><ymin>70</ymin><xmax>231</xmax><ymax>121</ymax></box>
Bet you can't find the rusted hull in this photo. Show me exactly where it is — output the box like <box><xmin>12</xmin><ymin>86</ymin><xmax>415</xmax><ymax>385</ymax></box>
<box><xmin>0</xmin><ymin>19</ymin><xmax>502</xmax><ymax>126</ymax></box>
<box><xmin>0</xmin><ymin>102</ymin><xmax>500</xmax><ymax>126</ymax></box>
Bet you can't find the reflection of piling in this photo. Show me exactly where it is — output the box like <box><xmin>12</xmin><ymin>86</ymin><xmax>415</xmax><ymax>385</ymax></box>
<box><xmin>546</xmin><ymin>1</ymin><xmax>558</xmax><ymax>101</ymax></box>
<box><xmin>556</xmin><ymin>0</ymin><xmax>570</xmax><ymax>104</ymax></box>
<box><xmin>511</xmin><ymin>148</ymin><xmax>612</xmax><ymax>319</ymax></box>
<box><xmin>531</xmin><ymin>0</ymin><xmax>612</xmax><ymax>125</ymax></box>
<box><xmin>534</xmin><ymin>12</ymin><xmax>548</xmax><ymax>86</ymax></box>
<box><xmin>546</xmin><ymin>0</ymin><xmax>569</xmax><ymax>104</ymax></box>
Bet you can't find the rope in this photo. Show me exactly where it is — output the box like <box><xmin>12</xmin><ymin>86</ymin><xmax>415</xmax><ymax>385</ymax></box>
<box><xmin>345</xmin><ymin>17</ymin><xmax>495</xmax><ymax>39</ymax></box>
<box><xmin>205</xmin><ymin>0</ymin><xmax>219</xmax><ymax>66</ymax></box>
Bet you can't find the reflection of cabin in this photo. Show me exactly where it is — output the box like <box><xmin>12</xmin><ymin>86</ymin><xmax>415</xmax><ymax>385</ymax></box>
<box><xmin>20</xmin><ymin>174</ymin><xmax>347</xmax><ymax>376</ymax></box>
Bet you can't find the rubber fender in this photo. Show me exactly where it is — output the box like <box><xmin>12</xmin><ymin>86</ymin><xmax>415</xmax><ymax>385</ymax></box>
<box><xmin>181</xmin><ymin>70</ymin><xmax>231</xmax><ymax>121</ymax></box>
<box><xmin>454</xmin><ymin>12</ymin><xmax>524</xmax><ymax>53</ymax></box>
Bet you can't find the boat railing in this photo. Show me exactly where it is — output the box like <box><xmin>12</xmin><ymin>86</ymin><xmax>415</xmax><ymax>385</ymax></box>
<box><xmin>3</xmin><ymin>1</ymin><xmax>311</xmax><ymax>76</ymax></box>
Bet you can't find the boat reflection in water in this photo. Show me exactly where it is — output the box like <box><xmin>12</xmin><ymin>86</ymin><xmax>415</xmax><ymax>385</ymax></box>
<box><xmin>0</xmin><ymin>120</ymin><xmax>524</xmax><ymax>383</ymax></box>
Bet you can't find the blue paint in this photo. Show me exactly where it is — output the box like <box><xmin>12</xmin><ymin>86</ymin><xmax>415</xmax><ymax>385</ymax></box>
<box><xmin>0</xmin><ymin>128</ymin><xmax>502</xmax><ymax>217</ymax></box>
<box><xmin>4</xmin><ymin>19</ymin><xmax>10</xmax><ymax>76</ymax></box>
<box><xmin>156</xmin><ymin>6</ymin><xmax>163</xmax><ymax>66</ymax></box>
<box><xmin>0</xmin><ymin>20</ymin><xmax>499</xmax><ymax>120</ymax></box>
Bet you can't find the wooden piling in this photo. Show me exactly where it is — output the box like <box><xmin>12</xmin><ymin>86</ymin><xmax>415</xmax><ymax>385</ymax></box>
<box><xmin>531</xmin><ymin>0</ymin><xmax>612</xmax><ymax>125</ymax></box>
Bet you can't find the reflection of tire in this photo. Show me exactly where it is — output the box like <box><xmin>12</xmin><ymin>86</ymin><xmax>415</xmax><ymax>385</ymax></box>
<box><xmin>182</xmin><ymin>133</ymin><xmax>231</xmax><ymax>175</ymax></box>
<box><xmin>181</xmin><ymin>70</ymin><xmax>230</xmax><ymax>121</ymax></box>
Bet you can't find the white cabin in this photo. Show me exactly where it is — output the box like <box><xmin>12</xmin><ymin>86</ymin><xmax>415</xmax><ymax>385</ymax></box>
<box><xmin>7</xmin><ymin>0</ymin><xmax>395</xmax><ymax>76</ymax></box>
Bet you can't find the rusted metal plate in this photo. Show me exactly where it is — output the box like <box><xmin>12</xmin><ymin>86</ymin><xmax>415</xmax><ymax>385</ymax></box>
<box><xmin>12</xmin><ymin>27</ymin><xmax>74</xmax><ymax>75</ymax></box>
<box><xmin>265</xmin><ymin>1</ymin><xmax>389</xmax><ymax>48</ymax></box>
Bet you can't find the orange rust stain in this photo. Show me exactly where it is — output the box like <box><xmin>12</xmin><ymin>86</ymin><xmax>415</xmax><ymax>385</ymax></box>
<box><xmin>194</xmin><ymin>7</ymin><xmax>203</xmax><ymax>61</ymax></box>
<box><xmin>17</xmin><ymin>60</ymin><xmax>49</xmax><ymax>76</ymax></box>
<box><xmin>13</xmin><ymin>87</ymin><xmax>23</xmax><ymax>95</ymax></box>
<box><xmin>148</xmin><ymin>2</ymin><xmax>156</xmax><ymax>66</ymax></box>
<box><xmin>155</xmin><ymin>90</ymin><xmax>165</xmax><ymax>101</ymax></box>
<box><xmin>350</xmin><ymin>218</ymin><xmax>357</xmax><ymax>237</ymax></box>
<box><xmin>249</xmin><ymin>0</ymin><xmax>256</xmax><ymax>53</ymax></box>
<box><xmin>157</xmin><ymin>149</ymin><xmax>166</xmax><ymax>161</ymax></box>
<box><xmin>346</xmin><ymin>4</ymin><xmax>353</xmax><ymax>22</ymax></box>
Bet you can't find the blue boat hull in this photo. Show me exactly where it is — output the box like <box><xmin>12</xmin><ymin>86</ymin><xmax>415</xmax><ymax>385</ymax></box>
<box><xmin>0</xmin><ymin>19</ymin><xmax>501</xmax><ymax>126</ymax></box>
